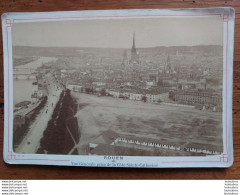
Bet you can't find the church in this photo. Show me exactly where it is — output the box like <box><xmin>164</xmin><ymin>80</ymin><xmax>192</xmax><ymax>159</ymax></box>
<box><xmin>121</xmin><ymin>33</ymin><xmax>141</xmax><ymax>66</ymax></box>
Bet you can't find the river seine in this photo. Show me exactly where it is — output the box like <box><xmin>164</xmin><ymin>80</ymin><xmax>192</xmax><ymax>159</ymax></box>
<box><xmin>13</xmin><ymin>79</ymin><xmax>38</xmax><ymax>106</ymax></box>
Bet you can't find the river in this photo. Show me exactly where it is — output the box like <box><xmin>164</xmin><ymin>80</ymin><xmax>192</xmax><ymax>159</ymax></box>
<box><xmin>13</xmin><ymin>79</ymin><xmax>38</xmax><ymax>106</ymax></box>
<box><xmin>13</xmin><ymin>56</ymin><xmax>58</xmax><ymax>106</ymax></box>
<box><xmin>16</xmin><ymin>57</ymin><xmax>57</xmax><ymax>69</ymax></box>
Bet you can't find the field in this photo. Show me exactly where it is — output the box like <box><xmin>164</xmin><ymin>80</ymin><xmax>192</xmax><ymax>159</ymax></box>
<box><xmin>72</xmin><ymin>93</ymin><xmax>223</xmax><ymax>156</ymax></box>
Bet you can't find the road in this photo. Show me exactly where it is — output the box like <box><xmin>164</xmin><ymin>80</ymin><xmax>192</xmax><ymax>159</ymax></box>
<box><xmin>15</xmin><ymin>72</ymin><xmax>63</xmax><ymax>154</ymax></box>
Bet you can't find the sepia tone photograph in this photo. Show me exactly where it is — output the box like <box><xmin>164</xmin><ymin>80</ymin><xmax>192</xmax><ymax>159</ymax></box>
<box><xmin>12</xmin><ymin>16</ymin><xmax>223</xmax><ymax>157</ymax></box>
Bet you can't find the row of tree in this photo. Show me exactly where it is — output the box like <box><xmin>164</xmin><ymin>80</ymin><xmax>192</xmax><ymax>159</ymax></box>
<box><xmin>37</xmin><ymin>89</ymin><xmax>80</xmax><ymax>154</ymax></box>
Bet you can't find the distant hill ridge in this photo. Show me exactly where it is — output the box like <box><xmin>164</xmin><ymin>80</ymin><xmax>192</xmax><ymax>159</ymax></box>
<box><xmin>13</xmin><ymin>45</ymin><xmax>223</xmax><ymax>58</ymax></box>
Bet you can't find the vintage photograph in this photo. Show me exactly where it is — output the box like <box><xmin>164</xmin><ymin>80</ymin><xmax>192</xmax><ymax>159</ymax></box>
<box><xmin>12</xmin><ymin>16</ymin><xmax>223</xmax><ymax>156</ymax></box>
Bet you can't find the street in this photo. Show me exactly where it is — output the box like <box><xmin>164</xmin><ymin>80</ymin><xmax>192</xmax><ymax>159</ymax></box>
<box><xmin>15</xmin><ymin>73</ymin><xmax>63</xmax><ymax>154</ymax></box>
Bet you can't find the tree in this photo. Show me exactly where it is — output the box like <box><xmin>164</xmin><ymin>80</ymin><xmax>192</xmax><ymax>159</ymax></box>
<box><xmin>100</xmin><ymin>88</ymin><xmax>106</xmax><ymax>96</ymax></box>
<box><xmin>85</xmin><ymin>87</ymin><xmax>93</xmax><ymax>94</ymax></box>
<box><xmin>142</xmin><ymin>96</ymin><xmax>147</xmax><ymax>102</ymax></box>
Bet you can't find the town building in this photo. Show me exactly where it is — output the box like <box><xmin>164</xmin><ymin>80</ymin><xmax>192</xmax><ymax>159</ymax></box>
<box><xmin>146</xmin><ymin>92</ymin><xmax>169</xmax><ymax>103</ymax></box>
<box><xmin>170</xmin><ymin>89</ymin><xmax>222</xmax><ymax>106</ymax></box>
<box><xmin>66</xmin><ymin>83</ymin><xmax>85</xmax><ymax>93</ymax></box>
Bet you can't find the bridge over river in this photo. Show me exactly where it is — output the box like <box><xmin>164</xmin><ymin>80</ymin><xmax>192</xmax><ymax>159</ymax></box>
<box><xmin>13</xmin><ymin>68</ymin><xmax>37</xmax><ymax>80</ymax></box>
<box><xmin>13</xmin><ymin>57</ymin><xmax>58</xmax><ymax>80</ymax></box>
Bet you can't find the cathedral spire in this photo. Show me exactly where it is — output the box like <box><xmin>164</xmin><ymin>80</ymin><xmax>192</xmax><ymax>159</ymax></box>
<box><xmin>133</xmin><ymin>32</ymin><xmax>135</xmax><ymax>47</ymax></box>
<box><xmin>131</xmin><ymin>32</ymin><xmax>136</xmax><ymax>53</ymax></box>
<box><xmin>166</xmin><ymin>54</ymin><xmax>171</xmax><ymax>70</ymax></box>
<box><xmin>130</xmin><ymin>32</ymin><xmax>140</xmax><ymax>64</ymax></box>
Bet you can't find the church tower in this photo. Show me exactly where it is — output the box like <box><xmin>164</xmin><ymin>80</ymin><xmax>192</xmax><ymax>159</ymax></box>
<box><xmin>130</xmin><ymin>32</ymin><xmax>140</xmax><ymax>64</ymax></box>
<box><xmin>165</xmin><ymin>54</ymin><xmax>172</xmax><ymax>73</ymax></box>
<box><xmin>132</xmin><ymin>32</ymin><xmax>136</xmax><ymax>53</ymax></box>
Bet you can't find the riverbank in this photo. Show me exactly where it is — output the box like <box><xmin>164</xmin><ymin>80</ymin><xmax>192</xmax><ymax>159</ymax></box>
<box><xmin>13</xmin><ymin>96</ymin><xmax>47</xmax><ymax>151</ymax></box>
<box><xmin>15</xmin><ymin>72</ymin><xmax>63</xmax><ymax>154</ymax></box>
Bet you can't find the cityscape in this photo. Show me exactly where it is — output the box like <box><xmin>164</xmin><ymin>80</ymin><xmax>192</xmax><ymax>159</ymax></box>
<box><xmin>12</xmin><ymin>18</ymin><xmax>223</xmax><ymax>156</ymax></box>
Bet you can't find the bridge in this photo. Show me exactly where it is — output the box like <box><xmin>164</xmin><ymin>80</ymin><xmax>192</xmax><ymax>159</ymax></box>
<box><xmin>13</xmin><ymin>68</ymin><xmax>37</xmax><ymax>80</ymax></box>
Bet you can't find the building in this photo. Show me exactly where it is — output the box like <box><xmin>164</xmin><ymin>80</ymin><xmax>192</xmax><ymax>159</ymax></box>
<box><xmin>92</xmin><ymin>82</ymin><xmax>106</xmax><ymax>87</ymax></box>
<box><xmin>178</xmin><ymin>79</ymin><xmax>207</xmax><ymax>90</ymax></box>
<box><xmin>184</xmin><ymin>143</ymin><xmax>222</xmax><ymax>155</ymax></box>
<box><xmin>129</xmin><ymin>33</ymin><xmax>141</xmax><ymax>65</ymax></box>
<box><xmin>129</xmin><ymin>92</ymin><xmax>143</xmax><ymax>101</ymax></box>
<box><xmin>171</xmin><ymin>90</ymin><xmax>222</xmax><ymax>106</ymax></box>
<box><xmin>13</xmin><ymin>114</ymin><xmax>26</xmax><ymax>129</ymax></box>
<box><xmin>107</xmin><ymin>89</ymin><xmax>122</xmax><ymax>98</ymax></box>
<box><xmin>114</xmin><ymin>135</ymin><xmax>181</xmax><ymax>151</ymax></box>
<box><xmin>165</xmin><ymin>54</ymin><xmax>172</xmax><ymax>73</ymax></box>
<box><xmin>146</xmin><ymin>92</ymin><xmax>169</xmax><ymax>103</ymax></box>
<box><xmin>66</xmin><ymin>84</ymin><xmax>85</xmax><ymax>93</ymax></box>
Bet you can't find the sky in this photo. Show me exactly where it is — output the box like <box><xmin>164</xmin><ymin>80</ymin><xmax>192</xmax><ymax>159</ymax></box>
<box><xmin>12</xmin><ymin>17</ymin><xmax>223</xmax><ymax>48</ymax></box>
